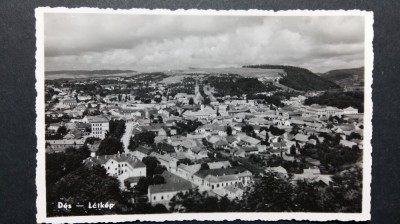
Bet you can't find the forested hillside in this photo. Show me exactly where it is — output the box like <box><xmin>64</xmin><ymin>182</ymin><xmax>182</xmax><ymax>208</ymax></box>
<box><xmin>244</xmin><ymin>65</ymin><xmax>340</xmax><ymax>91</ymax></box>
<box><xmin>320</xmin><ymin>67</ymin><xmax>364</xmax><ymax>87</ymax></box>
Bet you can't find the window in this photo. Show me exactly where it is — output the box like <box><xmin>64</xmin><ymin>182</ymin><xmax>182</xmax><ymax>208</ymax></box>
<box><xmin>107</xmin><ymin>166</ymin><xmax>110</xmax><ymax>170</ymax></box>
<box><xmin>161</xmin><ymin>196</ymin><xmax>164</xmax><ymax>200</ymax></box>
<box><xmin>217</xmin><ymin>184</ymin><xmax>219</xmax><ymax>188</ymax></box>
<box><xmin>154</xmin><ymin>196</ymin><xmax>156</xmax><ymax>200</ymax></box>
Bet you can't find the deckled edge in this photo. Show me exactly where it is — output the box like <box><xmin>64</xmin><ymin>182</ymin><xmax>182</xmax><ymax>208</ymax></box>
<box><xmin>35</xmin><ymin>7</ymin><xmax>374</xmax><ymax>223</ymax></box>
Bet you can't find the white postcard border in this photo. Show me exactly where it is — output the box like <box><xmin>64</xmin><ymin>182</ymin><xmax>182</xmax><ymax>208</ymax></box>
<box><xmin>35</xmin><ymin>7</ymin><xmax>374</xmax><ymax>223</ymax></box>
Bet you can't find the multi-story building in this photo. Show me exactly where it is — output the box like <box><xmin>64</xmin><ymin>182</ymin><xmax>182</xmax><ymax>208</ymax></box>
<box><xmin>84</xmin><ymin>115</ymin><xmax>109</xmax><ymax>139</ymax></box>
<box><xmin>84</xmin><ymin>153</ymin><xmax>146</xmax><ymax>188</ymax></box>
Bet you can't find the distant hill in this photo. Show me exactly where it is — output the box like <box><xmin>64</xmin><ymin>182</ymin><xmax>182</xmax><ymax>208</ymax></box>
<box><xmin>45</xmin><ymin>70</ymin><xmax>136</xmax><ymax>80</ymax></box>
<box><xmin>46</xmin><ymin>70</ymin><xmax>136</xmax><ymax>75</ymax></box>
<box><xmin>319</xmin><ymin>67</ymin><xmax>364</xmax><ymax>87</ymax></box>
<box><xmin>243</xmin><ymin>65</ymin><xmax>340</xmax><ymax>91</ymax></box>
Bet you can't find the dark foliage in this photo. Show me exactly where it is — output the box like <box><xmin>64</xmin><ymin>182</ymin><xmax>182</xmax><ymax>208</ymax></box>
<box><xmin>128</xmin><ymin>131</ymin><xmax>156</xmax><ymax>150</ymax></box>
<box><xmin>304</xmin><ymin>91</ymin><xmax>364</xmax><ymax>113</ymax></box>
<box><xmin>108</xmin><ymin>119</ymin><xmax>126</xmax><ymax>140</ymax></box>
<box><xmin>47</xmin><ymin>165</ymin><xmax>124</xmax><ymax>216</ymax></box>
<box><xmin>98</xmin><ymin>137</ymin><xmax>124</xmax><ymax>155</ymax></box>
<box><xmin>244</xmin><ymin>65</ymin><xmax>340</xmax><ymax>91</ymax></box>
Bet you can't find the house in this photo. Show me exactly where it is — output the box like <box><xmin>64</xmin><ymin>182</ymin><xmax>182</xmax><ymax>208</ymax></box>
<box><xmin>193</xmin><ymin>167</ymin><xmax>253</xmax><ymax>190</ymax></box>
<box><xmin>208</xmin><ymin>161</ymin><xmax>232</xmax><ymax>169</ymax></box>
<box><xmin>340</xmin><ymin>139</ymin><xmax>357</xmax><ymax>148</ymax></box>
<box><xmin>63</xmin><ymin>98</ymin><xmax>78</xmax><ymax>107</ymax></box>
<box><xmin>84</xmin><ymin>115</ymin><xmax>110</xmax><ymax>139</ymax></box>
<box><xmin>265</xmin><ymin>166</ymin><xmax>288</xmax><ymax>177</ymax></box>
<box><xmin>293</xmin><ymin>167</ymin><xmax>333</xmax><ymax>186</ymax></box>
<box><xmin>88</xmin><ymin>140</ymin><xmax>101</xmax><ymax>157</ymax></box>
<box><xmin>343</xmin><ymin>106</ymin><xmax>359</xmax><ymax>115</ymax></box>
<box><xmin>238</xmin><ymin>136</ymin><xmax>261</xmax><ymax>147</ymax></box>
<box><xmin>133</xmin><ymin>146</ymin><xmax>153</xmax><ymax>161</ymax></box>
<box><xmin>148</xmin><ymin>181</ymin><xmax>193</xmax><ymax>206</ymax></box>
<box><xmin>223</xmin><ymin>184</ymin><xmax>244</xmax><ymax>200</ymax></box>
<box><xmin>150</xmin><ymin>152</ymin><xmax>179</xmax><ymax>171</ymax></box>
<box><xmin>240</xmin><ymin>146</ymin><xmax>259</xmax><ymax>156</ymax></box>
<box><xmin>47</xmin><ymin>122</ymin><xmax>64</xmax><ymax>132</ymax></box>
<box><xmin>45</xmin><ymin>139</ymin><xmax>85</xmax><ymax>153</ymax></box>
<box><xmin>84</xmin><ymin>153</ymin><xmax>146</xmax><ymax>188</ymax></box>
<box><xmin>231</xmin><ymin>148</ymin><xmax>245</xmax><ymax>158</ymax></box>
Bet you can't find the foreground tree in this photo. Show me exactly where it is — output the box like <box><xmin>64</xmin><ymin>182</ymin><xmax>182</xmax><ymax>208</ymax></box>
<box><xmin>46</xmin><ymin>146</ymin><xmax>91</xmax><ymax>188</ymax></box>
<box><xmin>98</xmin><ymin>137</ymin><xmax>124</xmax><ymax>155</ymax></box>
<box><xmin>226</xmin><ymin>126</ymin><xmax>233</xmax><ymax>136</ymax></box>
<box><xmin>169</xmin><ymin>188</ymin><xmax>232</xmax><ymax>213</ymax></box>
<box><xmin>241</xmin><ymin>171</ymin><xmax>295</xmax><ymax>212</ymax></box>
<box><xmin>47</xmin><ymin>165</ymin><xmax>124</xmax><ymax>216</ymax></box>
<box><xmin>323</xmin><ymin>166</ymin><xmax>363</xmax><ymax>212</ymax></box>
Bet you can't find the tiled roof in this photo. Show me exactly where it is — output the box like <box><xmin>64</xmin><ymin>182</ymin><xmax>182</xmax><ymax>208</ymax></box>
<box><xmin>46</xmin><ymin>139</ymin><xmax>85</xmax><ymax>145</ymax></box>
<box><xmin>84</xmin><ymin>153</ymin><xmax>145</xmax><ymax>169</ymax></box>
<box><xmin>194</xmin><ymin>166</ymin><xmax>248</xmax><ymax>179</ymax></box>
<box><xmin>86</xmin><ymin>115</ymin><xmax>109</xmax><ymax>123</ymax></box>
<box><xmin>148</xmin><ymin>181</ymin><xmax>192</xmax><ymax>194</ymax></box>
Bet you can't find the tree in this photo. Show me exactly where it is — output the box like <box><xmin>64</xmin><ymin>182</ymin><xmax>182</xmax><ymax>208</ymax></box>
<box><xmin>189</xmin><ymin>97</ymin><xmax>194</xmax><ymax>105</ymax></box>
<box><xmin>108</xmin><ymin>119</ymin><xmax>126</xmax><ymax>140</ymax></box>
<box><xmin>226</xmin><ymin>126</ymin><xmax>233</xmax><ymax>136</ymax></box>
<box><xmin>45</xmin><ymin>146</ymin><xmax>90</xmax><ymax>188</ymax></box>
<box><xmin>169</xmin><ymin>188</ymin><xmax>228</xmax><ymax>213</ymax></box>
<box><xmin>98</xmin><ymin>137</ymin><xmax>124</xmax><ymax>155</ymax></box>
<box><xmin>152</xmin><ymin>204</ymin><xmax>169</xmax><ymax>213</ymax></box>
<box><xmin>290</xmin><ymin>145</ymin><xmax>297</xmax><ymax>155</ymax></box>
<box><xmin>270</xmin><ymin>125</ymin><xmax>285</xmax><ymax>136</ymax></box>
<box><xmin>203</xmin><ymin>97</ymin><xmax>211</xmax><ymax>105</ymax></box>
<box><xmin>347</xmin><ymin>132</ymin><xmax>362</xmax><ymax>140</ymax></box>
<box><xmin>178</xmin><ymin>158</ymin><xmax>193</xmax><ymax>166</ymax></box>
<box><xmin>128</xmin><ymin>131</ymin><xmax>156</xmax><ymax>151</ymax></box>
<box><xmin>200</xmin><ymin>163</ymin><xmax>210</xmax><ymax>170</ymax></box>
<box><xmin>293</xmin><ymin>180</ymin><xmax>324</xmax><ymax>212</ymax></box>
<box><xmin>323</xmin><ymin>167</ymin><xmax>363</xmax><ymax>212</ymax></box>
<box><xmin>134</xmin><ymin>177</ymin><xmax>152</xmax><ymax>195</ymax></box>
<box><xmin>241</xmin><ymin>125</ymin><xmax>254</xmax><ymax>136</ymax></box>
<box><xmin>57</xmin><ymin>126</ymin><xmax>68</xmax><ymax>136</ymax></box>
<box><xmin>47</xmin><ymin>165</ymin><xmax>124</xmax><ymax>216</ymax></box>
<box><xmin>153</xmin><ymin>175</ymin><xmax>166</xmax><ymax>185</ymax></box>
<box><xmin>290</xmin><ymin>124</ymin><xmax>300</xmax><ymax>135</ymax></box>
<box><xmin>154</xmin><ymin>97</ymin><xmax>162</xmax><ymax>103</ymax></box>
<box><xmin>241</xmin><ymin>171</ymin><xmax>295</xmax><ymax>212</ymax></box>
<box><xmin>142</xmin><ymin>156</ymin><xmax>166</xmax><ymax>177</ymax></box>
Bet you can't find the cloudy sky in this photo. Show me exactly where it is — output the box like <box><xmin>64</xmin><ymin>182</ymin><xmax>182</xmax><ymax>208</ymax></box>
<box><xmin>44</xmin><ymin>13</ymin><xmax>365</xmax><ymax>73</ymax></box>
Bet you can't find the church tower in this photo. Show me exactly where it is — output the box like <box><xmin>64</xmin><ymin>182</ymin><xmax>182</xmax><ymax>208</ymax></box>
<box><xmin>195</xmin><ymin>80</ymin><xmax>200</xmax><ymax>95</ymax></box>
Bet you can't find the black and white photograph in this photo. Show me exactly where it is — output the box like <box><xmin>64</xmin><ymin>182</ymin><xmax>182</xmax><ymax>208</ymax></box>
<box><xmin>35</xmin><ymin>8</ymin><xmax>373</xmax><ymax>223</ymax></box>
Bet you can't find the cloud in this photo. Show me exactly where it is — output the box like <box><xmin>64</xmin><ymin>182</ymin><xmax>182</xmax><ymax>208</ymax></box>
<box><xmin>44</xmin><ymin>13</ymin><xmax>365</xmax><ymax>73</ymax></box>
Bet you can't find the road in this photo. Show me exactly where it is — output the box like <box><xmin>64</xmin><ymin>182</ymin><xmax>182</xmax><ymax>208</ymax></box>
<box><xmin>121</xmin><ymin>121</ymin><xmax>135</xmax><ymax>154</ymax></box>
<box><xmin>273</xmin><ymin>82</ymin><xmax>303</xmax><ymax>93</ymax></box>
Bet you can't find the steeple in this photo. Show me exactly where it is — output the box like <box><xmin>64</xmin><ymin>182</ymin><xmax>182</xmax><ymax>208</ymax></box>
<box><xmin>195</xmin><ymin>79</ymin><xmax>199</xmax><ymax>95</ymax></box>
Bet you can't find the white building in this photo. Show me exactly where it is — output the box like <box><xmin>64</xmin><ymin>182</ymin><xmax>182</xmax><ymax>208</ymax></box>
<box><xmin>343</xmin><ymin>106</ymin><xmax>359</xmax><ymax>115</ymax></box>
<box><xmin>84</xmin><ymin>153</ymin><xmax>146</xmax><ymax>188</ymax></box>
<box><xmin>148</xmin><ymin>181</ymin><xmax>193</xmax><ymax>206</ymax></box>
<box><xmin>84</xmin><ymin>115</ymin><xmax>109</xmax><ymax>139</ymax></box>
